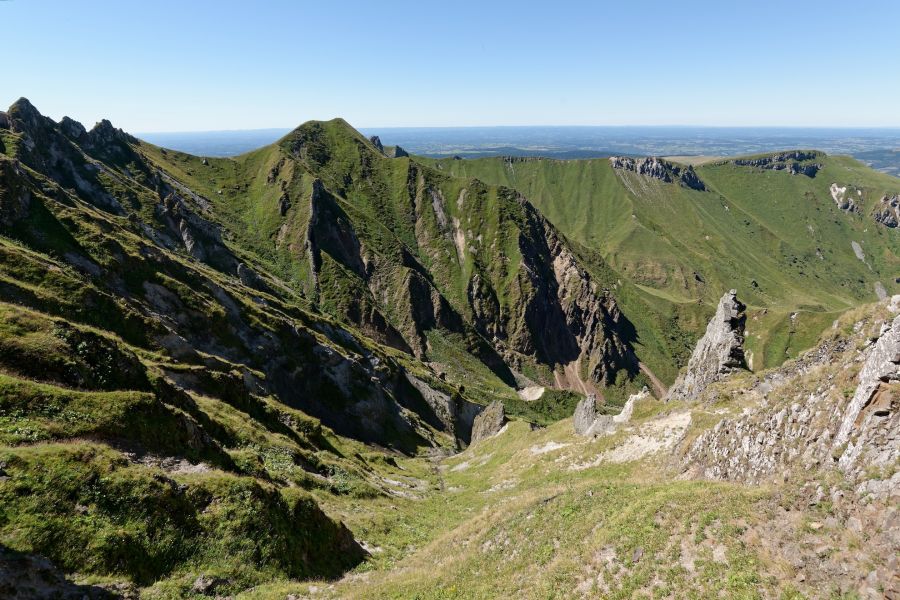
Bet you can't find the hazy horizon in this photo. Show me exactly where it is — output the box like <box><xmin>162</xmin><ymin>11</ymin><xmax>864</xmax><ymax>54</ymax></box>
<box><xmin>135</xmin><ymin>124</ymin><xmax>900</xmax><ymax>176</ymax></box>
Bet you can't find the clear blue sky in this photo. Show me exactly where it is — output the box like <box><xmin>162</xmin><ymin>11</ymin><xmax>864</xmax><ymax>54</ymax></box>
<box><xmin>4</xmin><ymin>0</ymin><xmax>899</xmax><ymax>132</ymax></box>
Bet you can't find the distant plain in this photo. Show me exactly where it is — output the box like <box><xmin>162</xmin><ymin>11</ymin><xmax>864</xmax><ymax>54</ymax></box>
<box><xmin>139</xmin><ymin>126</ymin><xmax>900</xmax><ymax>175</ymax></box>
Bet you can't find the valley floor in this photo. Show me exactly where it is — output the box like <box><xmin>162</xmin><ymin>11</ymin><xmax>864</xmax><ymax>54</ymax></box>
<box><xmin>237</xmin><ymin>396</ymin><xmax>894</xmax><ymax>600</ymax></box>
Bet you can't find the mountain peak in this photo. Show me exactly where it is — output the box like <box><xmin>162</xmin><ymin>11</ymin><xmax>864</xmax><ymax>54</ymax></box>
<box><xmin>87</xmin><ymin>118</ymin><xmax>136</xmax><ymax>146</ymax></box>
<box><xmin>8</xmin><ymin>97</ymin><xmax>39</xmax><ymax>116</ymax></box>
<box><xmin>59</xmin><ymin>116</ymin><xmax>87</xmax><ymax>140</ymax></box>
<box><xmin>7</xmin><ymin>97</ymin><xmax>52</xmax><ymax>131</ymax></box>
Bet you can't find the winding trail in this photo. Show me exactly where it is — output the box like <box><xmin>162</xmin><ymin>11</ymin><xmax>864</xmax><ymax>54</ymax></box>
<box><xmin>639</xmin><ymin>362</ymin><xmax>668</xmax><ymax>398</ymax></box>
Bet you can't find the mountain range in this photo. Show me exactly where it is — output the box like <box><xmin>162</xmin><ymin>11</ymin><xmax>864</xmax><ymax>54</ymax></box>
<box><xmin>0</xmin><ymin>98</ymin><xmax>897</xmax><ymax>598</ymax></box>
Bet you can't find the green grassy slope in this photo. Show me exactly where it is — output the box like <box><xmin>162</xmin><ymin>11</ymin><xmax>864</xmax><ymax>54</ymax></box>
<box><xmin>424</xmin><ymin>153</ymin><xmax>900</xmax><ymax>371</ymax></box>
<box><xmin>0</xmin><ymin>99</ymin><xmax>478</xmax><ymax>592</ymax></box>
<box><xmin>0</xmin><ymin>99</ymin><xmax>896</xmax><ymax>597</ymax></box>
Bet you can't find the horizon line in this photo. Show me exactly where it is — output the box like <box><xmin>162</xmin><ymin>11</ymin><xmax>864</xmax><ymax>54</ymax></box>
<box><xmin>135</xmin><ymin>123</ymin><xmax>900</xmax><ymax>136</ymax></box>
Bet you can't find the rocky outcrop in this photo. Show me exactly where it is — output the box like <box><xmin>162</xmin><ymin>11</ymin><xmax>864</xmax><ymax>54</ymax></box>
<box><xmin>613</xmin><ymin>387</ymin><xmax>649</xmax><ymax>424</ymax></box>
<box><xmin>573</xmin><ymin>394</ymin><xmax>613</xmax><ymax>436</ymax></box>
<box><xmin>872</xmin><ymin>194</ymin><xmax>899</xmax><ymax>228</ymax></box>
<box><xmin>3</xmin><ymin>98</ymin><xmax>123</xmax><ymax>213</ymax></box>
<box><xmin>368</xmin><ymin>135</ymin><xmax>385</xmax><ymax>153</ymax></box>
<box><xmin>574</xmin><ymin>394</ymin><xmax>598</xmax><ymax>435</ymax></box>
<box><xmin>682</xmin><ymin>297</ymin><xmax>899</xmax><ymax>485</ymax></box>
<box><xmin>833</xmin><ymin>313</ymin><xmax>900</xmax><ymax>468</ymax></box>
<box><xmin>388</xmin><ymin>145</ymin><xmax>409</xmax><ymax>158</ymax></box>
<box><xmin>156</xmin><ymin>186</ymin><xmax>238</xmax><ymax>273</ymax></box>
<box><xmin>402</xmin><ymin>373</ymin><xmax>484</xmax><ymax>444</ymax></box>
<box><xmin>666</xmin><ymin>290</ymin><xmax>746</xmax><ymax>401</ymax></box>
<box><xmin>0</xmin><ymin>158</ymin><xmax>32</xmax><ymax>226</ymax></box>
<box><xmin>609</xmin><ymin>156</ymin><xmax>706</xmax><ymax>191</ymax></box>
<box><xmin>829</xmin><ymin>183</ymin><xmax>860</xmax><ymax>213</ymax></box>
<box><xmin>470</xmin><ymin>400</ymin><xmax>507</xmax><ymax>443</ymax></box>
<box><xmin>729</xmin><ymin>151</ymin><xmax>822</xmax><ymax>178</ymax></box>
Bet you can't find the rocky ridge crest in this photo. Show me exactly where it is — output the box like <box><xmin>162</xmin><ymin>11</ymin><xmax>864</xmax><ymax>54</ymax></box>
<box><xmin>608</xmin><ymin>156</ymin><xmax>706</xmax><ymax>191</ymax></box>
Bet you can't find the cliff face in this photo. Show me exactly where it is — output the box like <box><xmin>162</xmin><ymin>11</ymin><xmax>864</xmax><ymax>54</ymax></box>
<box><xmin>666</xmin><ymin>290</ymin><xmax>746</xmax><ymax>401</ymax></box>
<box><xmin>609</xmin><ymin>156</ymin><xmax>706</xmax><ymax>190</ymax></box>
<box><xmin>728</xmin><ymin>150</ymin><xmax>823</xmax><ymax>177</ymax></box>
<box><xmin>274</xmin><ymin>122</ymin><xmax>641</xmax><ymax>395</ymax></box>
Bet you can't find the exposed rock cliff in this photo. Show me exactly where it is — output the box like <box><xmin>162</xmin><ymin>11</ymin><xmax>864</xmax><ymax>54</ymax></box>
<box><xmin>729</xmin><ymin>151</ymin><xmax>822</xmax><ymax>177</ymax></box>
<box><xmin>666</xmin><ymin>290</ymin><xmax>746</xmax><ymax>401</ymax></box>
<box><xmin>507</xmin><ymin>202</ymin><xmax>639</xmax><ymax>388</ymax></box>
<box><xmin>470</xmin><ymin>400</ymin><xmax>507</xmax><ymax>443</ymax></box>
<box><xmin>872</xmin><ymin>194</ymin><xmax>899</xmax><ymax>228</ymax></box>
<box><xmin>829</xmin><ymin>183</ymin><xmax>861</xmax><ymax>213</ymax></box>
<box><xmin>833</xmin><ymin>312</ymin><xmax>900</xmax><ymax>469</ymax></box>
<box><xmin>608</xmin><ymin>156</ymin><xmax>706</xmax><ymax>191</ymax></box>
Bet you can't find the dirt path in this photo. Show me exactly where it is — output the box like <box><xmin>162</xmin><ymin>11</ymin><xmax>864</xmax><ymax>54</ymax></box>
<box><xmin>639</xmin><ymin>362</ymin><xmax>668</xmax><ymax>398</ymax></box>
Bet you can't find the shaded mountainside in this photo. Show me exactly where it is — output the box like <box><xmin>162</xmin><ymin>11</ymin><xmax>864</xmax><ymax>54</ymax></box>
<box><xmin>136</xmin><ymin>115</ymin><xmax>645</xmax><ymax>402</ymax></box>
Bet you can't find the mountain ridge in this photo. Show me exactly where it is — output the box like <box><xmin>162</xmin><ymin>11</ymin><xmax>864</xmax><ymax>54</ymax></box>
<box><xmin>0</xmin><ymin>98</ymin><xmax>897</xmax><ymax>597</ymax></box>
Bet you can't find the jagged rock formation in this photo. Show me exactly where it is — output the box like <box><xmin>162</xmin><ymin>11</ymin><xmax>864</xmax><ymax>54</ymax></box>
<box><xmin>573</xmin><ymin>393</ymin><xmax>613</xmax><ymax>436</ymax></box>
<box><xmin>387</xmin><ymin>145</ymin><xmax>409</xmax><ymax>158</ymax></box>
<box><xmin>729</xmin><ymin>151</ymin><xmax>823</xmax><ymax>177</ymax></box>
<box><xmin>368</xmin><ymin>135</ymin><xmax>385</xmax><ymax>153</ymax></box>
<box><xmin>613</xmin><ymin>387</ymin><xmax>649</xmax><ymax>424</ymax></box>
<box><xmin>608</xmin><ymin>156</ymin><xmax>706</xmax><ymax>190</ymax></box>
<box><xmin>470</xmin><ymin>400</ymin><xmax>507</xmax><ymax>443</ymax></box>
<box><xmin>675</xmin><ymin>299</ymin><xmax>899</xmax><ymax>598</ymax></box>
<box><xmin>873</xmin><ymin>194</ymin><xmax>899</xmax><ymax>228</ymax></box>
<box><xmin>682</xmin><ymin>297</ymin><xmax>899</xmax><ymax>484</ymax></box>
<box><xmin>666</xmin><ymin>290</ymin><xmax>746</xmax><ymax>401</ymax></box>
<box><xmin>573</xmin><ymin>394</ymin><xmax>598</xmax><ymax>435</ymax></box>
<box><xmin>833</xmin><ymin>312</ymin><xmax>900</xmax><ymax>468</ymax></box>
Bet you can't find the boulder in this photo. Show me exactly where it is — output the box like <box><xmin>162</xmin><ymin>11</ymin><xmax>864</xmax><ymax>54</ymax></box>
<box><xmin>573</xmin><ymin>393</ymin><xmax>614</xmax><ymax>436</ymax></box>
<box><xmin>573</xmin><ymin>394</ymin><xmax>598</xmax><ymax>435</ymax></box>
<box><xmin>470</xmin><ymin>400</ymin><xmax>507</xmax><ymax>443</ymax></box>
<box><xmin>666</xmin><ymin>290</ymin><xmax>746</xmax><ymax>401</ymax></box>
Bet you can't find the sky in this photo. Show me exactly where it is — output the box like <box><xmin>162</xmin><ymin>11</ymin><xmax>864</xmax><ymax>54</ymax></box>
<box><xmin>3</xmin><ymin>0</ymin><xmax>900</xmax><ymax>132</ymax></box>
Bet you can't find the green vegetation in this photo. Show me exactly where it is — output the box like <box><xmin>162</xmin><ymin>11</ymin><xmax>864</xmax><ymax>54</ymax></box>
<box><xmin>0</xmin><ymin>98</ymin><xmax>895</xmax><ymax>596</ymax></box>
<box><xmin>424</xmin><ymin>153</ymin><xmax>900</xmax><ymax>371</ymax></box>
